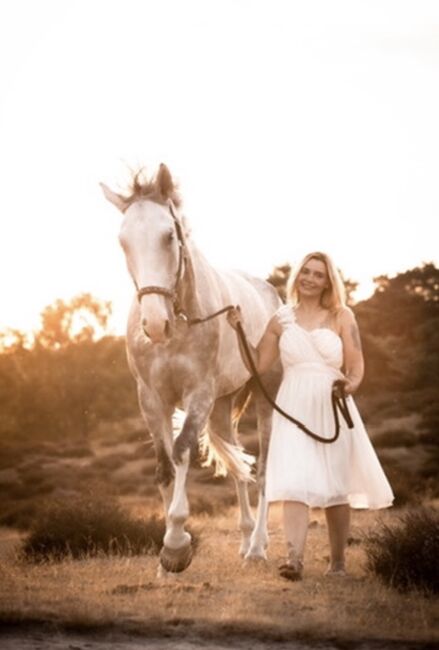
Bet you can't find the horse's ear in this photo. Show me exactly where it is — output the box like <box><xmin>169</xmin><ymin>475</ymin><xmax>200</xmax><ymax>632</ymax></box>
<box><xmin>156</xmin><ymin>163</ymin><xmax>175</xmax><ymax>200</ymax></box>
<box><xmin>100</xmin><ymin>183</ymin><xmax>129</xmax><ymax>212</ymax></box>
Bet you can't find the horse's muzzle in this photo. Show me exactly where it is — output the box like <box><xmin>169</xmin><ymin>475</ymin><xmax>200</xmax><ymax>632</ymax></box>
<box><xmin>142</xmin><ymin>318</ymin><xmax>172</xmax><ymax>343</ymax></box>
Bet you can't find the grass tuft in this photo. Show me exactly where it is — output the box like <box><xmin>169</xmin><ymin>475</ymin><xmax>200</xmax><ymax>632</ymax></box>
<box><xmin>21</xmin><ymin>487</ymin><xmax>166</xmax><ymax>562</ymax></box>
<box><xmin>363</xmin><ymin>507</ymin><xmax>439</xmax><ymax>595</ymax></box>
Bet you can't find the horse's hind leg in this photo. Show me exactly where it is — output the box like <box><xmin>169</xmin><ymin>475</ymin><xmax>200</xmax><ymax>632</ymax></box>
<box><xmin>245</xmin><ymin>369</ymin><xmax>280</xmax><ymax>561</ymax></box>
<box><xmin>207</xmin><ymin>395</ymin><xmax>255</xmax><ymax>557</ymax></box>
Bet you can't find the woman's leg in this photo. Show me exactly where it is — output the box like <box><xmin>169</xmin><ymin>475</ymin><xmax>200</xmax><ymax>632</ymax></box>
<box><xmin>325</xmin><ymin>503</ymin><xmax>350</xmax><ymax>573</ymax></box>
<box><xmin>281</xmin><ymin>500</ymin><xmax>309</xmax><ymax>578</ymax></box>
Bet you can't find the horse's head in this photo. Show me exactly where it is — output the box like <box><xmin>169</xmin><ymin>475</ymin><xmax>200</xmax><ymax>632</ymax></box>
<box><xmin>101</xmin><ymin>164</ymin><xmax>186</xmax><ymax>344</ymax></box>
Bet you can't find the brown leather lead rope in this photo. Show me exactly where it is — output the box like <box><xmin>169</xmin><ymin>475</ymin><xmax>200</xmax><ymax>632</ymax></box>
<box><xmin>187</xmin><ymin>305</ymin><xmax>235</xmax><ymax>325</ymax></box>
<box><xmin>189</xmin><ymin>305</ymin><xmax>354</xmax><ymax>444</ymax></box>
<box><xmin>234</xmin><ymin>320</ymin><xmax>354</xmax><ymax>443</ymax></box>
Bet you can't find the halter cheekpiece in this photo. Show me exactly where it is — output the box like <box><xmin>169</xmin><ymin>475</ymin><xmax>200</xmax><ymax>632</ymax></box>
<box><xmin>134</xmin><ymin>202</ymin><xmax>186</xmax><ymax>316</ymax></box>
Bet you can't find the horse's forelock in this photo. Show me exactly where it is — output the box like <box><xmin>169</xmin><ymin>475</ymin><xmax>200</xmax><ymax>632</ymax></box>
<box><xmin>124</xmin><ymin>167</ymin><xmax>182</xmax><ymax>210</ymax></box>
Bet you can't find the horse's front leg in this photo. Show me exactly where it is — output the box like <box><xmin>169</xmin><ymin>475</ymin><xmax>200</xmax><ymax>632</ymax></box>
<box><xmin>137</xmin><ymin>382</ymin><xmax>174</xmax><ymax>522</ymax></box>
<box><xmin>159</xmin><ymin>389</ymin><xmax>214</xmax><ymax>573</ymax></box>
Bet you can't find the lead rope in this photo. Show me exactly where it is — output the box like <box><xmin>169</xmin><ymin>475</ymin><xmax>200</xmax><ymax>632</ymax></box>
<box><xmin>235</xmin><ymin>320</ymin><xmax>354</xmax><ymax>443</ymax></box>
<box><xmin>188</xmin><ymin>305</ymin><xmax>354</xmax><ymax>444</ymax></box>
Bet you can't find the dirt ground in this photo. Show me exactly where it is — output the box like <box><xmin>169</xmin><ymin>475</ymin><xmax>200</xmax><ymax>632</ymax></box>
<box><xmin>1</xmin><ymin>507</ymin><xmax>438</xmax><ymax>650</ymax></box>
<box><xmin>0</xmin><ymin>627</ymin><xmax>436</xmax><ymax>650</ymax></box>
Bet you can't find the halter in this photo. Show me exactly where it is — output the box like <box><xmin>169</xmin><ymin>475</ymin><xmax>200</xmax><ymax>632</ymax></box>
<box><xmin>135</xmin><ymin>202</ymin><xmax>186</xmax><ymax>316</ymax></box>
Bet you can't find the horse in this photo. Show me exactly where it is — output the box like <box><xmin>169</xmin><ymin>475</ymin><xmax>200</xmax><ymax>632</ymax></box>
<box><xmin>101</xmin><ymin>164</ymin><xmax>281</xmax><ymax>573</ymax></box>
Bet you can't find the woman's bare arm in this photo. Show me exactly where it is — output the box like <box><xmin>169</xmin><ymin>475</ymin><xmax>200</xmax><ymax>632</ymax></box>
<box><xmin>338</xmin><ymin>307</ymin><xmax>364</xmax><ymax>394</ymax></box>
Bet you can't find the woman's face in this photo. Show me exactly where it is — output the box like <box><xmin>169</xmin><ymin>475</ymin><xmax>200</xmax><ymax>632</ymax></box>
<box><xmin>297</xmin><ymin>258</ymin><xmax>329</xmax><ymax>300</ymax></box>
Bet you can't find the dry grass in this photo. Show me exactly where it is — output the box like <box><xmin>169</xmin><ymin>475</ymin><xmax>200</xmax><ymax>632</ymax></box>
<box><xmin>0</xmin><ymin>506</ymin><xmax>437</xmax><ymax>644</ymax></box>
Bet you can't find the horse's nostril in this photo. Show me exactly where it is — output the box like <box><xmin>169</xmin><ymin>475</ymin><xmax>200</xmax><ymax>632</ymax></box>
<box><xmin>164</xmin><ymin>320</ymin><xmax>171</xmax><ymax>338</ymax></box>
<box><xmin>142</xmin><ymin>319</ymin><xmax>150</xmax><ymax>339</ymax></box>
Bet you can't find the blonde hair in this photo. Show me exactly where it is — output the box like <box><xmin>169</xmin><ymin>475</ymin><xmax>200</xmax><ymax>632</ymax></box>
<box><xmin>286</xmin><ymin>251</ymin><xmax>346</xmax><ymax>312</ymax></box>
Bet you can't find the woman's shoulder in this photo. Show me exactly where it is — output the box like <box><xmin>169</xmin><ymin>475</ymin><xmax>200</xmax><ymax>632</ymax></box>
<box><xmin>334</xmin><ymin>306</ymin><xmax>358</xmax><ymax>330</ymax></box>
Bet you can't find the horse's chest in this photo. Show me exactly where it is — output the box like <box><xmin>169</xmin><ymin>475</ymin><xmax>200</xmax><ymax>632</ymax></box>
<box><xmin>147</xmin><ymin>353</ymin><xmax>200</xmax><ymax>395</ymax></box>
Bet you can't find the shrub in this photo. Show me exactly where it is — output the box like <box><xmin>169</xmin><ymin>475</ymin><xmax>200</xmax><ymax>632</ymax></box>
<box><xmin>363</xmin><ymin>507</ymin><xmax>439</xmax><ymax>595</ymax></box>
<box><xmin>190</xmin><ymin>493</ymin><xmax>236</xmax><ymax>516</ymax></box>
<box><xmin>419</xmin><ymin>431</ymin><xmax>439</xmax><ymax>446</ymax></box>
<box><xmin>373</xmin><ymin>429</ymin><xmax>417</xmax><ymax>449</ymax></box>
<box><xmin>378</xmin><ymin>459</ymin><xmax>423</xmax><ymax>507</ymax></box>
<box><xmin>21</xmin><ymin>488</ymin><xmax>167</xmax><ymax>561</ymax></box>
<box><xmin>0</xmin><ymin>498</ymin><xmax>41</xmax><ymax>530</ymax></box>
<box><xmin>419</xmin><ymin>415</ymin><xmax>439</xmax><ymax>434</ymax></box>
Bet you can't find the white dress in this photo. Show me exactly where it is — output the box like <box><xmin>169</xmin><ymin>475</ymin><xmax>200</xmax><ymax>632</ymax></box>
<box><xmin>265</xmin><ymin>304</ymin><xmax>394</xmax><ymax>509</ymax></box>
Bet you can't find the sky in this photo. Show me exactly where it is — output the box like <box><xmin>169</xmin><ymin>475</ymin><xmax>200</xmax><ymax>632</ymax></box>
<box><xmin>1</xmin><ymin>0</ymin><xmax>438</xmax><ymax>335</ymax></box>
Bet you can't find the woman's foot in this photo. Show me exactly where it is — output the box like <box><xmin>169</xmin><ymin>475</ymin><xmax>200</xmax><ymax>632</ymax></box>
<box><xmin>324</xmin><ymin>561</ymin><xmax>347</xmax><ymax>577</ymax></box>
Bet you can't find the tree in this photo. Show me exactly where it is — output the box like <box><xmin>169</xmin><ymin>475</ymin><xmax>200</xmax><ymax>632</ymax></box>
<box><xmin>374</xmin><ymin>263</ymin><xmax>439</xmax><ymax>304</ymax></box>
<box><xmin>356</xmin><ymin>263</ymin><xmax>439</xmax><ymax>339</ymax></box>
<box><xmin>36</xmin><ymin>293</ymin><xmax>112</xmax><ymax>349</ymax></box>
<box><xmin>0</xmin><ymin>294</ymin><xmax>137</xmax><ymax>441</ymax></box>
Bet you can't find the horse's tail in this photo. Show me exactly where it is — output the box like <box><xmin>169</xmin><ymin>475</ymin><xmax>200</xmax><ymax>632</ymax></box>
<box><xmin>199</xmin><ymin>427</ymin><xmax>255</xmax><ymax>482</ymax></box>
<box><xmin>231</xmin><ymin>381</ymin><xmax>252</xmax><ymax>424</ymax></box>
<box><xmin>199</xmin><ymin>383</ymin><xmax>254</xmax><ymax>482</ymax></box>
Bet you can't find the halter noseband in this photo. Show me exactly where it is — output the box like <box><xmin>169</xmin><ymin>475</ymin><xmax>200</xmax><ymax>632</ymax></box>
<box><xmin>135</xmin><ymin>202</ymin><xmax>186</xmax><ymax>315</ymax></box>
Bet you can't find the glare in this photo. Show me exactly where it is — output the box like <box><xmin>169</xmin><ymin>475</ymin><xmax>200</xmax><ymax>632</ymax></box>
<box><xmin>1</xmin><ymin>1</ymin><xmax>438</xmax><ymax>335</ymax></box>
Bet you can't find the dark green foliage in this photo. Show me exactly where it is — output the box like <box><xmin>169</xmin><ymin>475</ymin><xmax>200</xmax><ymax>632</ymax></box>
<box><xmin>373</xmin><ymin>429</ymin><xmax>418</xmax><ymax>449</ymax></box>
<box><xmin>22</xmin><ymin>489</ymin><xmax>167</xmax><ymax>561</ymax></box>
<box><xmin>266</xmin><ymin>263</ymin><xmax>291</xmax><ymax>302</ymax></box>
<box><xmin>0</xmin><ymin>294</ymin><xmax>138</xmax><ymax>441</ymax></box>
<box><xmin>377</xmin><ymin>459</ymin><xmax>424</xmax><ymax>507</ymax></box>
<box><xmin>0</xmin><ymin>499</ymin><xmax>41</xmax><ymax>530</ymax></box>
<box><xmin>364</xmin><ymin>507</ymin><xmax>439</xmax><ymax>595</ymax></box>
<box><xmin>0</xmin><ymin>335</ymin><xmax>137</xmax><ymax>441</ymax></box>
<box><xmin>355</xmin><ymin>264</ymin><xmax>439</xmax><ymax>399</ymax></box>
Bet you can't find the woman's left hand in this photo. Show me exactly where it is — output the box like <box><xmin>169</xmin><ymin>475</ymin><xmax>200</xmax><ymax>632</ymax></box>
<box><xmin>341</xmin><ymin>377</ymin><xmax>359</xmax><ymax>395</ymax></box>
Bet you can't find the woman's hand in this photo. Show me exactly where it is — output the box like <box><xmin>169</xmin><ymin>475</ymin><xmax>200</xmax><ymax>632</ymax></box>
<box><xmin>340</xmin><ymin>376</ymin><xmax>360</xmax><ymax>396</ymax></box>
<box><xmin>226</xmin><ymin>306</ymin><xmax>243</xmax><ymax>331</ymax></box>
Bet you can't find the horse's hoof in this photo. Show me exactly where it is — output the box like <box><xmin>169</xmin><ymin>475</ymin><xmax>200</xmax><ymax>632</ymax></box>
<box><xmin>160</xmin><ymin>542</ymin><xmax>193</xmax><ymax>573</ymax></box>
<box><xmin>239</xmin><ymin>543</ymin><xmax>251</xmax><ymax>558</ymax></box>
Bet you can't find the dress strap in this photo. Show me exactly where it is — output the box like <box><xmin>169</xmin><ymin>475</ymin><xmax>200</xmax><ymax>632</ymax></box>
<box><xmin>275</xmin><ymin>303</ymin><xmax>294</xmax><ymax>328</ymax></box>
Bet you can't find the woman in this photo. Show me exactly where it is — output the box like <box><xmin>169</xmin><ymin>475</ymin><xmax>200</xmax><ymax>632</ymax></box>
<box><xmin>227</xmin><ymin>252</ymin><xmax>393</xmax><ymax>581</ymax></box>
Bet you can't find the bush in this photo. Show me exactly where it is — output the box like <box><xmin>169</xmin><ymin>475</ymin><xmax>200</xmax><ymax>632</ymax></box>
<box><xmin>373</xmin><ymin>429</ymin><xmax>417</xmax><ymax>449</ymax></box>
<box><xmin>0</xmin><ymin>498</ymin><xmax>42</xmax><ymax>530</ymax></box>
<box><xmin>378</xmin><ymin>459</ymin><xmax>423</xmax><ymax>507</ymax></box>
<box><xmin>364</xmin><ymin>507</ymin><xmax>439</xmax><ymax>595</ymax></box>
<box><xmin>21</xmin><ymin>488</ymin><xmax>166</xmax><ymax>561</ymax></box>
<box><xmin>418</xmin><ymin>431</ymin><xmax>439</xmax><ymax>446</ymax></box>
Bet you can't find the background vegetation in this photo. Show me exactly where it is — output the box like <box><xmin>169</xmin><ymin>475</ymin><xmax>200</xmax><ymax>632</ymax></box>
<box><xmin>0</xmin><ymin>263</ymin><xmax>438</xmax><ymax>532</ymax></box>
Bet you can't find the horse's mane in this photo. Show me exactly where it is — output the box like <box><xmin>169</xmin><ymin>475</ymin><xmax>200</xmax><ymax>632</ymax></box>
<box><xmin>124</xmin><ymin>168</ymin><xmax>182</xmax><ymax>209</ymax></box>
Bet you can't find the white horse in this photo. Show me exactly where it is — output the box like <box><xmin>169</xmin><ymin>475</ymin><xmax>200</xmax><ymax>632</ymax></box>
<box><xmin>101</xmin><ymin>164</ymin><xmax>281</xmax><ymax>572</ymax></box>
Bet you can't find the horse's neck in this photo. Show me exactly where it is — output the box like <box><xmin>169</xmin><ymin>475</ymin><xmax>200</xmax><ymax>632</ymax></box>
<box><xmin>180</xmin><ymin>241</ymin><xmax>220</xmax><ymax>318</ymax></box>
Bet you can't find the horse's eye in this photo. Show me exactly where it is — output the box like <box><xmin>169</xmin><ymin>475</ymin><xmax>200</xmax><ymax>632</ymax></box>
<box><xmin>165</xmin><ymin>230</ymin><xmax>175</xmax><ymax>245</ymax></box>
